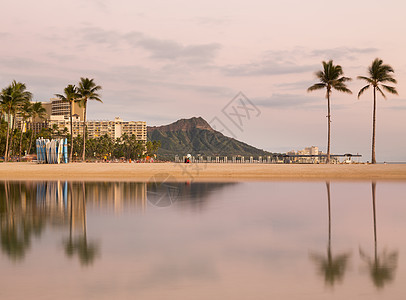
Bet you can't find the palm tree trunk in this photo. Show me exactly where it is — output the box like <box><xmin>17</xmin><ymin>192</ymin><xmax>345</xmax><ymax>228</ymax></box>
<box><xmin>327</xmin><ymin>92</ymin><xmax>331</xmax><ymax>163</ymax></box>
<box><xmin>7</xmin><ymin>112</ymin><xmax>16</xmax><ymax>161</ymax></box>
<box><xmin>4</xmin><ymin>109</ymin><xmax>11</xmax><ymax>162</ymax></box>
<box><xmin>371</xmin><ymin>88</ymin><xmax>377</xmax><ymax>164</ymax></box>
<box><xmin>18</xmin><ymin>122</ymin><xmax>24</xmax><ymax>161</ymax></box>
<box><xmin>82</xmin><ymin>101</ymin><xmax>87</xmax><ymax>161</ymax></box>
<box><xmin>28</xmin><ymin>125</ymin><xmax>34</xmax><ymax>155</ymax></box>
<box><xmin>70</xmin><ymin>101</ymin><xmax>73</xmax><ymax>162</ymax></box>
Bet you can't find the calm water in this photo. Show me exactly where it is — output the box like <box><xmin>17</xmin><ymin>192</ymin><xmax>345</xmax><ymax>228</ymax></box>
<box><xmin>0</xmin><ymin>180</ymin><xmax>405</xmax><ymax>299</ymax></box>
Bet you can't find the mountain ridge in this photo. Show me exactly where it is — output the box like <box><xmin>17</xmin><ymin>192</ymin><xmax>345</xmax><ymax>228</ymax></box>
<box><xmin>147</xmin><ymin>117</ymin><xmax>273</xmax><ymax>160</ymax></box>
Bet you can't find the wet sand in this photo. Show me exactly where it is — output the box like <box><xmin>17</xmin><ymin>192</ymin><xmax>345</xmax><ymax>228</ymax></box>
<box><xmin>1</xmin><ymin>162</ymin><xmax>406</xmax><ymax>181</ymax></box>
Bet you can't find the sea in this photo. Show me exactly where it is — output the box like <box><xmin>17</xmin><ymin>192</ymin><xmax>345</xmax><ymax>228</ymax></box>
<box><xmin>0</xmin><ymin>180</ymin><xmax>405</xmax><ymax>299</ymax></box>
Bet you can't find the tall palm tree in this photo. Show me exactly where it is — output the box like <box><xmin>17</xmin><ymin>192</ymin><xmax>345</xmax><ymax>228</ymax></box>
<box><xmin>307</xmin><ymin>61</ymin><xmax>352</xmax><ymax>163</ymax></box>
<box><xmin>18</xmin><ymin>101</ymin><xmax>32</xmax><ymax>160</ymax></box>
<box><xmin>55</xmin><ymin>84</ymin><xmax>81</xmax><ymax>162</ymax></box>
<box><xmin>77</xmin><ymin>78</ymin><xmax>102</xmax><ymax>161</ymax></box>
<box><xmin>357</xmin><ymin>58</ymin><xmax>398</xmax><ymax>164</ymax></box>
<box><xmin>0</xmin><ymin>81</ymin><xmax>32</xmax><ymax>161</ymax></box>
<box><xmin>27</xmin><ymin>102</ymin><xmax>46</xmax><ymax>154</ymax></box>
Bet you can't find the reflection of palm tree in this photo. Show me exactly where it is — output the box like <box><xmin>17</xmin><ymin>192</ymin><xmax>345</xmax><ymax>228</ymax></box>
<box><xmin>310</xmin><ymin>182</ymin><xmax>350</xmax><ymax>286</ymax></box>
<box><xmin>0</xmin><ymin>182</ymin><xmax>45</xmax><ymax>261</ymax></box>
<box><xmin>360</xmin><ymin>182</ymin><xmax>398</xmax><ymax>289</ymax></box>
<box><xmin>64</xmin><ymin>182</ymin><xmax>98</xmax><ymax>266</ymax></box>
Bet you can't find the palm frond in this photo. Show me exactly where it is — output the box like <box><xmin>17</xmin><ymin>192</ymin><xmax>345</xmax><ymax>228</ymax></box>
<box><xmin>337</xmin><ymin>76</ymin><xmax>352</xmax><ymax>83</ymax></box>
<box><xmin>357</xmin><ymin>85</ymin><xmax>370</xmax><ymax>98</ymax></box>
<box><xmin>357</xmin><ymin>76</ymin><xmax>373</xmax><ymax>83</ymax></box>
<box><xmin>307</xmin><ymin>83</ymin><xmax>326</xmax><ymax>92</ymax></box>
<box><xmin>381</xmin><ymin>84</ymin><xmax>398</xmax><ymax>95</ymax></box>
<box><xmin>333</xmin><ymin>85</ymin><xmax>352</xmax><ymax>94</ymax></box>
<box><xmin>376</xmin><ymin>86</ymin><xmax>386</xmax><ymax>99</ymax></box>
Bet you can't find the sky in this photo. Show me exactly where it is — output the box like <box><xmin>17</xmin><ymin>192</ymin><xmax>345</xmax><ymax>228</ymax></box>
<box><xmin>1</xmin><ymin>0</ymin><xmax>405</xmax><ymax>161</ymax></box>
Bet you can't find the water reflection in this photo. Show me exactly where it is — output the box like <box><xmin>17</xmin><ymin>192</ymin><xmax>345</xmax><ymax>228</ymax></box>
<box><xmin>0</xmin><ymin>180</ymin><xmax>234</xmax><ymax>264</ymax></box>
<box><xmin>0</xmin><ymin>182</ymin><xmax>46</xmax><ymax>261</ymax></box>
<box><xmin>64</xmin><ymin>182</ymin><xmax>98</xmax><ymax>266</ymax></box>
<box><xmin>310</xmin><ymin>182</ymin><xmax>351</xmax><ymax>287</ymax></box>
<box><xmin>0</xmin><ymin>180</ymin><xmax>404</xmax><ymax>299</ymax></box>
<box><xmin>359</xmin><ymin>182</ymin><xmax>398</xmax><ymax>289</ymax></box>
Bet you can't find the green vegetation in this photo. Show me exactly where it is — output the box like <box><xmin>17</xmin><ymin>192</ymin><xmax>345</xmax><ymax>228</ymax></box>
<box><xmin>357</xmin><ymin>58</ymin><xmax>398</xmax><ymax>164</ymax></box>
<box><xmin>307</xmin><ymin>60</ymin><xmax>352</xmax><ymax>163</ymax></box>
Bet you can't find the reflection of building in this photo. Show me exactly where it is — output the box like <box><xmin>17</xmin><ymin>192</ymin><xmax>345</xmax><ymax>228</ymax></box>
<box><xmin>86</xmin><ymin>182</ymin><xmax>147</xmax><ymax>213</ymax></box>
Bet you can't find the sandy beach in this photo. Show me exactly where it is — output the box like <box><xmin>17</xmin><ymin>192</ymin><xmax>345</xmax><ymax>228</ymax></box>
<box><xmin>1</xmin><ymin>162</ymin><xmax>406</xmax><ymax>181</ymax></box>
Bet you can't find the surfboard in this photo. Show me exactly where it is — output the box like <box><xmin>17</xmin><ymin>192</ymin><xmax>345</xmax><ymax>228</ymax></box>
<box><xmin>57</xmin><ymin>140</ymin><xmax>61</xmax><ymax>164</ymax></box>
<box><xmin>59</xmin><ymin>139</ymin><xmax>63</xmax><ymax>164</ymax></box>
<box><xmin>63</xmin><ymin>138</ymin><xmax>68</xmax><ymax>163</ymax></box>
<box><xmin>46</xmin><ymin>141</ymin><xmax>51</xmax><ymax>163</ymax></box>
<box><xmin>35</xmin><ymin>139</ymin><xmax>40</xmax><ymax>163</ymax></box>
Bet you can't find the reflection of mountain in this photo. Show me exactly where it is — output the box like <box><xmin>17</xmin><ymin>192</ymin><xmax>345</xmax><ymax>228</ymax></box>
<box><xmin>360</xmin><ymin>182</ymin><xmax>398</xmax><ymax>289</ymax></box>
<box><xmin>310</xmin><ymin>182</ymin><xmax>350</xmax><ymax>287</ymax></box>
<box><xmin>146</xmin><ymin>181</ymin><xmax>238</xmax><ymax>210</ymax></box>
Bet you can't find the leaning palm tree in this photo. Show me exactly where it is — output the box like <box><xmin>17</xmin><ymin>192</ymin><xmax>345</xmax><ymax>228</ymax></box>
<box><xmin>55</xmin><ymin>84</ymin><xmax>81</xmax><ymax>162</ymax></box>
<box><xmin>76</xmin><ymin>78</ymin><xmax>102</xmax><ymax>161</ymax></box>
<box><xmin>27</xmin><ymin>102</ymin><xmax>46</xmax><ymax>154</ymax></box>
<box><xmin>357</xmin><ymin>58</ymin><xmax>398</xmax><ymax>164</ymax></box>
<box><xmin>308</xmin><ymin>61</ymin><xmax>352</xmax><ymax>163</ymax></box>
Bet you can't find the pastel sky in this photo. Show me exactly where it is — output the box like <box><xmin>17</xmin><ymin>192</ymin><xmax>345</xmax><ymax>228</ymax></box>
<box><xmin>1</xmin><ymin>0</ymin><xmax>405</xmax><ymax>161</ymax></box>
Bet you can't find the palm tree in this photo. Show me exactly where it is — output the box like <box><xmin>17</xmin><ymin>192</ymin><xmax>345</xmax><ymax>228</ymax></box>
<box><xmin>18</xmin><ymin>101</ymin><xmax>32</xmax><ymax>160</ymax></box>
<box><xmin>0</xmin><ymin>85</ymin><xmax>14</xmax><ymax>161</ymax></box>
<box><xmin>0</xmin><ymin>81</ymin><xmax>32</xmax><ymax>161</ymax></box>
<box><xmin>55</xmin><ymin>84</ymin><xmax>80</xmax><ymax>162</ymax></box>
<box><xmin>357</xmin><ymin>58</ymin><xmax>398</xmax><ymax>164</ymax></box>
<box><xmin>77</xmin><ymin>78</ymin><xmax>102</xmax><ymax>161</ymax></box>
<box><xmin>307</xmin><ymin>61</ymin><xmax>352</xmax><ymax>163</ymax></box>
<box><xmin>27</xmin><ymin>102</ymin><xmax>46</xmax><ymax>154</ymax></box>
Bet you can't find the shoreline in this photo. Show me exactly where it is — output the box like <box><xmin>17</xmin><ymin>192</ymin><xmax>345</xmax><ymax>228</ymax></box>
<box><xmin>1</xmin><ymin>162</ymin><xmax>406</xmax><ymax>182</ymax></box>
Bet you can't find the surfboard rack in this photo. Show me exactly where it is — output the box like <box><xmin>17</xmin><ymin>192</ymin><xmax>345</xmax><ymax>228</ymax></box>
<box><xmin>36</xmin><ymin>138</ymin><xmax>69</xmax><ymax>164</ymax></box>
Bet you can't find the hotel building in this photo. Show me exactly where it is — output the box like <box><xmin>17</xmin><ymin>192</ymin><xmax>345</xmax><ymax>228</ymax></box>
<box><xmin>17</xmin><ymin>98</ymin><xmax>147</xmax><ymax>142</ymax></box>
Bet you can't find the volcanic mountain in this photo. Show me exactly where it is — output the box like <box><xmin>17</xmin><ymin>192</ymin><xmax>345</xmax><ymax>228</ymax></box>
<box><xmin>147</xmin><ymin>117</ymin><xmax>273</xmax><ymax>160</ymax></box>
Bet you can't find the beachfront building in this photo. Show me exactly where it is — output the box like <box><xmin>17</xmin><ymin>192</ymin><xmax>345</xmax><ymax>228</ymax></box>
<box><xmin>14</xmin><ymin>98</ymin><xmax>84</xmax><ymax>134</ymax></box>
<box><xmin>287</xmin><ymin>146</ymin><xmax>323</xmax><ymax>163</ymax></box>
<box><xmin>12</xmin><ymin>98</ymin><xmax>147</xmax><ymax>142</ymax></box>
<box><xmin>48</xmin><ymin>116</ymin><xmax>147</xmax><ymax>141</ymax></box>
